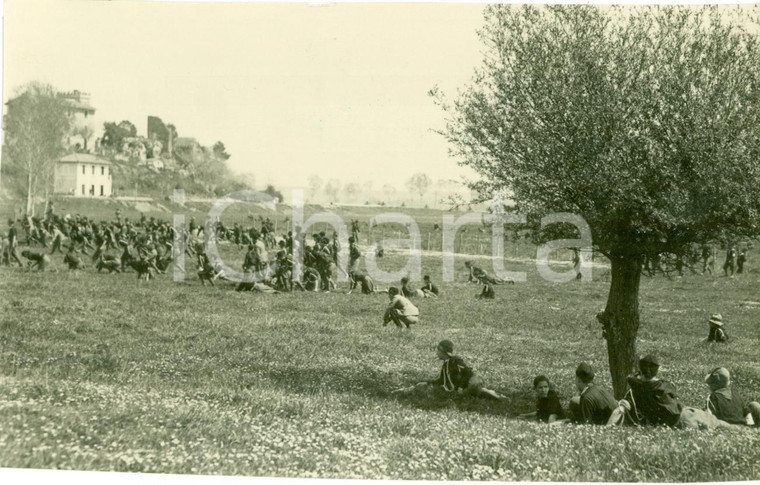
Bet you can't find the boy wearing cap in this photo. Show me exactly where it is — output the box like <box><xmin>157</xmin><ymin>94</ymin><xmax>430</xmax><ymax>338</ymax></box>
<box><xmin>383</xmin><ymin>287</ymin><xmax>419</xmax><ymax>329</ymax></box>
<box><xmin>569</xmin><ymin>362</ymin><xmax>618</xmax><ymax>425</ymax></box>
<box><xmin>705</xmin><ymin>367</ymin><xmax>760</xmax><ymax>427</ymax></box>
<box><xmin>707</xmin><ymin>314</ymin><xmax>729</xmax><ymax>343</ymax></box>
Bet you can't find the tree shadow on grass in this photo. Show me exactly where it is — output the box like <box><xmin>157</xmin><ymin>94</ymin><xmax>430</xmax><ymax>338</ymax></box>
<box><xmin>246</xmin><ymin>365</ymin><xmax>535</xmax><ymax>418</ymax></box>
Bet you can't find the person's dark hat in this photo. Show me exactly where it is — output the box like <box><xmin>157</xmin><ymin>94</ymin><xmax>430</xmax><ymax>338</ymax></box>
<box><xmin>575</xmin><ymin>362</ymin><xmax>595</xmax><ymax>382</ymax></box>
<box><xmin>639</xmin><ymin>354</ymin><xmax>660</xmax><ymax>367</ymax></box>
<box><xmin>437</xmin><ymin>340</ymin><xmax>454</xmax><ymax>354</ymax></box>
<box><xmin>388</xmin><ymin>286</ymin><xmax>399</xmax><ymax>296</ymax></box>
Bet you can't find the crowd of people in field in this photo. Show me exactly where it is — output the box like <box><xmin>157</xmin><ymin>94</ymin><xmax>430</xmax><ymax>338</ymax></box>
<box><xmin>2</xmin><ymin>205</ymin><xmax>757</xmax><ymax>432</ymax></box>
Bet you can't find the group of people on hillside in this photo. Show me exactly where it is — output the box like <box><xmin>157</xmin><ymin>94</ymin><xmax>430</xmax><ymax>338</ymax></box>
<box><xmin>394</xmin><ymin>339</ymin><xmax>759</xmax><ymax>431</ymax></box>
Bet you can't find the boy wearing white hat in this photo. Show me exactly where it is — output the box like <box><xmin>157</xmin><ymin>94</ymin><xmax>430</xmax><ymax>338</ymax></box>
<box><xmin>707</xmin><ymin>314</ymin><xmax>729</xmax><ymax>343</ymax></box>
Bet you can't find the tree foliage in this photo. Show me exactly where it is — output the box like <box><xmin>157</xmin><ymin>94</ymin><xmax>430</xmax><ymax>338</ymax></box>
<box><xmin>435</xmin><ymin>5</ymin><xmax>760</xmax><ymax>396</ymax></box>
<box><xmin>407</xmin><ymin>172</ymin><xmax>432</xmax><ymax>199</ymax></box>
<box><xmin>2</xmin><ymin>82</ymin><xmax>71</xmax><ymax>214</ymax></box>
<box><xmin>212</xmin><ymin>141</ymin><xmax>230</xmax><ymax>161</ymax></box>
<box><xmin>101</xmin><ymin>120</ymin><xmax>137</xmax><ymax>151</ymax></box>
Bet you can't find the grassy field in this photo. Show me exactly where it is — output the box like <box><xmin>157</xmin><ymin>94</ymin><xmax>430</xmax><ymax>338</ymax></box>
<box><xmin>1</xmin><ymin>232</ymin><xmax>759</xmax><ymax>481</ymax></box>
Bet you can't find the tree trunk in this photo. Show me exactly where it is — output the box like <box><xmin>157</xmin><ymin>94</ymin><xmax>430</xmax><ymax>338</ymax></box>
<box><xmin>26</xmin><ymin>171</ymin><xmax>34</xmax><ymax>217</ymax></box>
<box><xmin>603</xmin><ymin>254</ymin><xmax>644</xmax><ymax>399</ymax></box>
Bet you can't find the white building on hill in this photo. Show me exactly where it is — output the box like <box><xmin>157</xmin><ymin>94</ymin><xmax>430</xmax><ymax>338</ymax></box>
<box><xmin>54</xmin><ymin>153</ymin><xmax>113</xmax><ymax>197</ymax></box>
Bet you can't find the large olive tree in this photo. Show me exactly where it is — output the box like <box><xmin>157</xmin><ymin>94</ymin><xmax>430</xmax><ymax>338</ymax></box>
<box><xmin>435</xmin><ymin>5</ymin><xmax>760</xmax><ymax>397</ymax></box>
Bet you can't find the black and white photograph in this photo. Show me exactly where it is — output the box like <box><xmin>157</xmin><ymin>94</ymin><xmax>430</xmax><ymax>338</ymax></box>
<box><xmin>1</xmin><ymin>0</ymin><xmax>760</xmax><ymax>483</ymax></box>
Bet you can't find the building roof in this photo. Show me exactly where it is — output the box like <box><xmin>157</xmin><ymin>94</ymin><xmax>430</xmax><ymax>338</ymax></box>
<box><xmin>61</xmin><ymin>98</ymin><xmax>95</xmax><ymax>114</ymax></box>
<box><xmin>57</xmin><ymin>153</ymin><xmax>112</xmax><ymax>165</ymax></box>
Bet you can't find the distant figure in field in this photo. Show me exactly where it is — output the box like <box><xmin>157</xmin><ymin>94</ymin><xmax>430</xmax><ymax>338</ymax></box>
<box><xmin>375</xmin><ymin>241</ymin><xmax>384</xmax><ymax>258</ymax></box>
<box><xmin>736</xmin><ymin>249</ymin><xmax>747</xmax><ymax>274</ymax></box>
<box><xmin>348</xmin><ymin>236</ymin><xmax>361</xmax><ymax>272</ymax></box>
<box><xmin>617</xmin><ymin>355</ymin><xmax>734</xmax><ymax>430</ymax></box>
<box><xmin>400</xmin><ymin>276</ymin><xmax>425</xmax><ymax>298</ymax></box>
<box><xmin>392</xmin><ymin>340</ymin><xmax>506</xmax><ymax>400</ymax></box>
<box><xmin>572</xmin><ymin>248</ymin><xmax>582</xmax><ymax>280</ymax></box>
<box><xmin>420</xmin><ymin>275</ymin><xmax>440</xmax><ymax>298</ymax></box>
<box><xmin>348</xmin><ymin>271</ymin><xmax>379</xmax><ymax>295</ymax></box>
<box><xmin>477</xmin><ymin>282</ymin><xmax>495</xmax><ymax>299</ymax></box>
<box><xmin>294</xmin><ymin>265</ymin><xmax>321</xmax><ymax>292</ymax></box>
<box><xmin>6</xmin><ymin>219</ymin><xmax>24</xmax><ymax>267</ymax></box>
<box><xmin>519</xmin><ymin>375</ymin><xmax>566</xmax><ymax>423</ymax></box>
<box><xmin>96</xmin><ymin>254</ymin><xmax>122</xmax><ymax>273</ymax></box>
<box><xmin>21</xmin><ymin>250</ymin><xmax>52</xmax><ymax>272</ymax></box>
<box><xmin>723</xmin><ymin>246</ymin><xmax>736</xmax><ymax>277</ymax></box>
<box><xmin>63</xmin><ymin>246</ymin><xmax>86</xmax><ymax>271</ymax></box>
<box><xmin>568</xmin><ymin>362</ymin><xmax>617</xmax><ymax>425</ymax></box>
<box><xmin>701</xmin><ymin>244</ymin><xmax>714</xmax><ymax>275</ymax></box>
<box><xmin>464</xmin><ymin>261</ymin><xmax>513</xmax><ymax>285</ymax></box>
<box><xmin>706</xmin><ymin>313</ymin><xmax>729</xmax><ymax>343</ymax></box>
<box><xmin>383</xmin><ymin>287</ymin><xmax>419</xmax><ymax>330</ymax></box>
<box><xmin>704</xmin><ymin>367</ymin><xmax>760</xmax><ymax>427</ymax></box>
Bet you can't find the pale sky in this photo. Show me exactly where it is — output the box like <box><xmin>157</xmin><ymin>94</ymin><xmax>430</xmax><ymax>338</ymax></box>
<box><xmin>3</xmin><ymin>0</ymin><xmax>485</xmax><ymax>191</ymax></box>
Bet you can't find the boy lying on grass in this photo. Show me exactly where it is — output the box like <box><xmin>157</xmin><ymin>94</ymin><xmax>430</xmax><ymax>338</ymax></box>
<box><xmin>392</xmin><ymin>340</ymin><xmax>506</xmax><ymax>400</ymax></box>
<box><xmin>464</xmin><ymin>261</ymin><xmax>514</xmax><ymax>285</ymax></box>
<box><xmin>400</xmin><ymin>276</ymin><xmax>437</xmax><ymax>298</ymax></box>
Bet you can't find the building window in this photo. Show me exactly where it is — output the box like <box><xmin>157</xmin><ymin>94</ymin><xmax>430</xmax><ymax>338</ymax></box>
<box><xmin>100</xmin><ymin>185</ymin><xmax>104</xmax><ymax>196</ymax></box>
<box><xmin>101</xmin><ymin>166</ymin><xmax>104</xmax><ymax>175</ymax></box>
<box><xmin>90</xmin><ymin>185</ymin><xmax>95</xmax><ymax>196</ymax></box>
<box><xmin>82</xmin><ymin>165</ymin><xmax>86</xmax><ymax>175</ymax></box>
<box><xmin>82</xmin><ymin>184</ymin><xmax>85</xmax><ymax>195</ymax></box>
<box><xmin>91</xmin><ymin>165</ymin><xmax>95</xmax><ymax>175</ymax></box>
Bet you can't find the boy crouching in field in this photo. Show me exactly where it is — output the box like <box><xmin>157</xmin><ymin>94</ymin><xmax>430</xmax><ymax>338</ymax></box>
<box><xmin>393</xmin><ymin>340</ymin><xmax>506</xmax><ymax>400</ymax></box>
<box><xmin>21</xmin><ymin>250</ymin><xmax>52</xmax><ymax>272</ymax></box>
<box><xmin>383</xmin><ymin>287</ymin><xmax>419</xmax><ymax>329</ymax></box>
